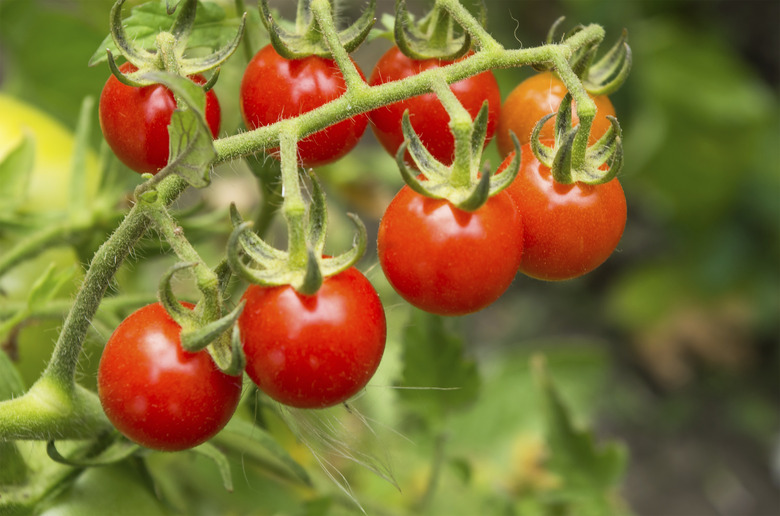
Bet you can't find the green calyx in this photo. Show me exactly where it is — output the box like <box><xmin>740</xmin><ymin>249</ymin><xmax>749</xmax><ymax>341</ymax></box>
<box><xmin>535</xmin><ymin>17</ymin><xmax>631</xmax><ymax>96</ymax></box>
<box><xmin>105</xmin><ymin>0</ymin><xmax>245</xmax><ymax>87</ymax></box>
<box><xmin>155</xmin><ymin>261</ymin><xmax>246</xmax><ymax>376</ymax></box>
<box><xmin>394</xmin><ymin>0</ymin><xmax>484</xmax><ymax>60</ymax></box>
<box><xmin>259</xmin><ymin>0</ymin><xmax>376</xmax><ymax>59</ymax></box>
<box><xmin>395</xmin><ymin>76</ymin><xmax>520</xmax><ymax>212</ymax></box>
<box><xmin>531</xmin><ymin>93</ymin><xmax>623</xmax><ymax>185</ymax></box>
<box><xmin>227</xmin><ymin>177</ymin><xmax>367</xmax><ymax>296</ymax></box>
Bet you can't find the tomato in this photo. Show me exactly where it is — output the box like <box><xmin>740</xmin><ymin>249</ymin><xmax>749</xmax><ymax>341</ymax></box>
<box><xmin>240</xmin><ymin>44</ymin><xmax>369</xmax><ymax>168</ymax></box>
<box><xmin>98</xmin><ymin>62</ymin><xmax>221</xmax><ymax>175</ymax></box>
<box><xmin>377</xmin><ymin>186</ymin><xmax>523</xmax><ymax>316</ymax></box>
<box><xmin>496</xmin><ymin>71</ymin><xmax>616</xmax><ymax>157</ymax></box>
<box><xmin>238</xmin><ymin>267</ymin><xmax>386</xmax><ymax>409</ymax></box>
<box><xmin>97</xmin><ymin>303</ymin><xmax>242</xmax><ymax>451</ymax></box>
<box><xmin>368</xmin><ymin>46</ymin><xmax>501</xmax><ymax>165</ymax></box>
<box><xmin>498</xmin><ymin>143</ymin><xmax>626</xmax><ymax>281</ymax></box>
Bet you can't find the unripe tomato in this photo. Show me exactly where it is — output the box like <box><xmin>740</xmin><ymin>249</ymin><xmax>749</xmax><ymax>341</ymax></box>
<box><xmin>98</xmin><ymin>63</ymin><xmax>221</xmax><ymax>175</ymax></box>
<box><xmin>496</xmin><ymin>71</ymin><xmax>616</xmax><ymax>157</ymax></box>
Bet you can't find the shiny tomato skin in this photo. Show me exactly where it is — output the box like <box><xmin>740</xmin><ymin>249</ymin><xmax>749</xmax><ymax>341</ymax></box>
<box><xmin>377</xmin><ymin>186</ymin><xmax>523</xmax><ymax>316</ymax></box>
<box><xmin>496</xmin><ymin>71</ymin><xmax>615</xmax><ymax>157</ymax></box>
<box><xmin>238</xmin><ymin>267</ymin><xmax>386</xmax><ymax>409</ymax></box>
<box><xmin>368</xmin><ymin>46</ymin><xmax>501</xmax><ymax>165</ymax></box>
<box><xmin>97</xmin><ymin>303</ymin><xmax>242</xmax><ymax>451</ymax></box>
<box><xmin>240</xmin><ymin>44</ymin><xmax>369</xmax><ymax>168</ymax></box>
<box><xmin>498</xmin><ymin>144</ymin><xmax>626</xmax><ymax>280</ymax></box>
<box><xmin>98</xmin><ymin>63</ymin><xmax>221</xmax><ymax>175</ymax></box>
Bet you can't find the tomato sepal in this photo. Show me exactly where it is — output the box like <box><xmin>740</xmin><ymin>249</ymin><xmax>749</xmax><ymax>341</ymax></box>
<box><xmin>259</xmin><ymin>0</ymin><xmax>375</xmax><ymax>59</ymax></box>
<box><xmin>393</xmin><ymin>0</ymin><xmax>474</xmax><ymax>60</ymax></box>
<box><xmin>105</xmin><ymin>0</ymin><xmax>245</xmax><ymax>80</ymax></box>
<box><xmin>530</xmin><ymin>94</ymin><xmax>623</xmax><ymax>185</ymax></box>
<box><xmin>394</xmin><ymin>101</ymin><xmax>516</xmax><ymax>211</ymax></box>
<box><xmin>533</xmin><ymin>17</ymin><xmax>631</xmax><ymax>96</ymax></box>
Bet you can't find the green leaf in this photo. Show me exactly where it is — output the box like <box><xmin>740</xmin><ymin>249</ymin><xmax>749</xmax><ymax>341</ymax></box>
<box><xmin>220</xmin><ymin>417</ymin><xmax>311</xmax><ymax>486</ymax></box>
<box><xmin>397</xmin><ymin>310</ymin><xmax>481</xmax><ymax>424</ymax></box>
<box><xmin>534</xmin><ymin>357</ymin><xmax>629</xmax><ymax>515</ymax></box>
<box><xmin>192</xmin><ymin>442</ymin><xmax>233</xmax><ymax>492</ymax></box>
<box><xmin>138</xmin><ymin>71</ymin><xmax>216</xmax><ymax>187</ymax></box>
<box><xmin>88</xmin><ymin>0</ymin><xmax>237</xmax><ymax>66</ymax></box>
<box><xmin>0</xmin><ymin>131</ymin><xmax>34</xmax><ymax>208</ymax></box>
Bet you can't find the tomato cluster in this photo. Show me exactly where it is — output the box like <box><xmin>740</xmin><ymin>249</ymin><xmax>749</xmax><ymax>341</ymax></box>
<box><xmin>96</xmin><ymin>35</ymin><xmax>626</xmax><ymax>451</ymax></box>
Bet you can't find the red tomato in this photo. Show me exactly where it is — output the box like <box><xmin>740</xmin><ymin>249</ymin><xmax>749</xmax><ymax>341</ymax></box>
<box><xmin>240</xmin><ymin>44</ymin><xmax>369</xmax><ymax>168</ymax></box>
<box><xmin>377</xmin><ymin>186</ymin><xmax>523</xmax><ymax>316</ymax></box>
<box><xmin>368</xmin><ymin>46</ymin><xmax>501</xmax><ymax>165</ymax></box>
<box><xmin>496</xmin><ymin>71</ymin><xmax>616</xmax><ymax>157</ymax></box>
<box><xmin>98</xmin><ymin>63</ymin><xmax>221</xmax><ymax>175</ymax></box>
<box><xmin>238</xmin><ymin>267</ymin><xmax>386</xmax><ymax>409</ymax></box>
<box><xmin>97</xmin><ymin>303</ymin><xmax>242</xmax><ymax>451</ymax></box>
<box><xmin>498</xmin><ymin>143</ymin><xmax>626</xmax><ymax>280</ymax></box>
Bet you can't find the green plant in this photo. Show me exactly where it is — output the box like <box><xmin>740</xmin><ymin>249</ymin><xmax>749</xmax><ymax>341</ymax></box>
<box><xmin>0</xmin><ymin>0</ymin><xmax>634</xmax><ymax>513</ymax></box>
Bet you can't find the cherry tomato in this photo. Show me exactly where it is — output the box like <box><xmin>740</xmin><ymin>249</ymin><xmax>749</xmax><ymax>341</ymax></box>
<box><xmin>498</xmin><ymin>143</ymin><xmax>626</xmax><ymax>280</ymax></box>
<box><xmin>98</xmin><ymin>62</ymin><xmax>221</xmax><ymax>175</ymax></box>
<box><xmin>496</xmin><ymin>71</ymin><xmax>616</xmax><ymax>157</ymax></box>
<box><xmin>238</xmin><ymin>267</ymin><xmax>386</xmax><ymax>409</ymax></box>
<box><xmin>240</xmin><ymin>44</ymin><xmax>369</xmax><ymax>168</ymax></box>
<box><xmin>377</xmin><ymin>186</ymin><xmax>523</xmax><ymax>316</ymax></box>
<box><xmin>97</xmin><ymin>303</ymin><xmax>242</xmax><ymax>451</ymax></box>
<box><xmin>368</xmin><ymin>46</ymin><xmax>501</xmax><ymax>165</ymax></box>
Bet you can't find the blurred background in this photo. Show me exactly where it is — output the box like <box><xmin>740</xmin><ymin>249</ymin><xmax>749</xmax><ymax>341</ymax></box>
<box><xmin>1</xmin><ymin>0</ymin><xmax>778</xmax><ymax>514</ymax></box>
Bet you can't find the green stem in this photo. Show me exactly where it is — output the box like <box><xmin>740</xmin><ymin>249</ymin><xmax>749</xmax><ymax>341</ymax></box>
<box><xmin>0</xmin><ymin>294</ymin><xmax>157</xmax><ymax>320</ymax></box>
<box><xmin>309</xmin><ymin>0</ymin><xmax>368</xmax><ymax>93</ymax></box>
<box><xmin>0</xmin><ymin>175</ymin><xmax>188</xmax><ymax>441</ymax></box>
<box><xmin>429</xmin><ymin>73</ymin><xmax>473</xmax><ymax>188</ymax></box>
<box><xmin>211</xmin><ymin>33</ymin><xmax>601</xmax><ymax>163</ymax></box>
<box><xmin>415</xmin><ymin>432</ymin><xmax>449</xmax><ymax>514</ymax></box>
<box><xmin>141</xmin><ymin>199</ymin><xmax>220</xmax><ymax>320</ymax></box>
<box><xmin>234</xmin><ymin>0</ymin><xmax>254</xmax><ymax>60</ymax></box>
<box><xmin>278</xmin><ymin>130</ymin><xmax>308</xmax><ymax>269</ymax></box>
<box><xmin>552</xmin><ymin>52</ymin><xmax>595</xmax><ymax>170</ymax></box>
<box><xmin>437</xmin><ymin>0</ymin><xmax>502</xmax><ymax>52</ymax></box>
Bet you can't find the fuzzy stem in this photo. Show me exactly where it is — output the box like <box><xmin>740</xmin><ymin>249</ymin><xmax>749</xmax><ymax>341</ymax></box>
<box><xmin>309</xmin><ymin>0</ymin><xmax>367</xmax><ymax>93</ymax></box>
<box><xmin>437</xmin><ymin>0</ymin><xmax>502</xmax><ymax>52</ymax></box>
<box><xmin>211</xmin><ymin>33</ymin><xmax>600</xmax><ymax>163</ymax></box>
<box><xmin>0</xmin><ymin>175</ymin><xmax>188</xmax><ymax>441</ymax></box>
<box><xmin>552</xmin><ymin>52</ymin><xmax>596</xmax><ymax>171</ymax></box>
<box><xmin>278</xmin><ymin>130</ymin><xmax>308</xmax><ymax>269</ymax></box>
<box><xmin>429</xmin><ymin>74</ymin><xmax>474</xmax><ymax>188</ymax></box>
<box><xmin>141</xmin><ymin>199</ymin><xmax>220</xmax><ymax>321</ymax></box>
